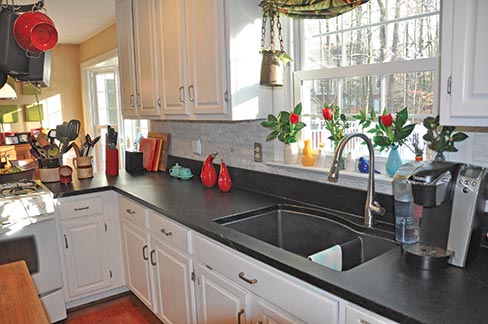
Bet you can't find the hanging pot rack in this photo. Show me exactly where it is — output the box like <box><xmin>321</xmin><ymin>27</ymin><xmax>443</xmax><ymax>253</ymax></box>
<box><xmin>0</xmin><ymin>0</ymin><xmax>44</xmax><ymax>13</ymax></box>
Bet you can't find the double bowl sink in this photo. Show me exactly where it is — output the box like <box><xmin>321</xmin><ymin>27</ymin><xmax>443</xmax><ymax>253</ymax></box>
<box><xmin>215</xmin><ymin>204</ymin><xmax>398</xmax><ymax>271</ymax></box>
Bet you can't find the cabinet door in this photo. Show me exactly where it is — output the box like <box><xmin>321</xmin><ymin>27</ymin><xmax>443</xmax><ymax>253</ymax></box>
<box><xmin>440</xmin><ymin>0</ymin><xmax>488</xmax><ymax>126</ymax></box>
<box><xmin>120</xmin><ymin>219</ymin><xmax>154</xmax><ymax>309</ymax></box>
<box><xmin>186</xmin><ymin>0</ymin><xmax>227</xmax><ymax>115</ymax></box>
<box><xmin>256</xmin><ymin>299</ymin><xmax>305</xmax><ymax>324</ymax></box>
<box><xmin>195</xmin><ymin>262</ymin><xmax>251</xmax><ymax>324</ymax></box>
<box><xmin>156</xmin><ymin>0</ymin><xmax>190</xmax><ymax>116</ymax></box>
<box><xmin>151</xmin><ymin>235</ymin><xmax>196</xmax><ymax>324</ymax></box>
<box><xmin>61</xmin><ymin>217</ymin><xmax>111</xmax><ymax>298</ymax></box>
<box><xmin>115</xmin><ymin>0</ymin><xmax>137</xmax><ymax>117</ymax></box>
<box><xmin>132</xmin><ymin>0</ymin><xmax>161</xmax><ymax>117</ymax></box>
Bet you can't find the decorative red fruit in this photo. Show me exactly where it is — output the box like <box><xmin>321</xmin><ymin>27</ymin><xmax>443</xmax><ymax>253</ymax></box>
<box><xmin>217</xmin><ymin>161</ymin><xmax>232</xmax><ymax>192</ymax></box>
<box><xmin>200</xmin><ymin>153</ymin><xmax>218</xmax><ymax>187</ymax></box>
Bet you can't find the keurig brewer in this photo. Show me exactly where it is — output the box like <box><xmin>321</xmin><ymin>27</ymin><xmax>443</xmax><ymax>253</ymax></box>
<box><xmin>394</xmin><ymin>162</ymin><xmax>487</xmax><ymax>270</ymax></box>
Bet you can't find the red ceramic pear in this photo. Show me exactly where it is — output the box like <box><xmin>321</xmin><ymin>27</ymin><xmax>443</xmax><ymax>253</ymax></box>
<box><xmin>218</xmin><ymin>160</ymin><xmax>232</xmax><ymax>192</ymax></box>
<box><xmin>200</xmin><ymin>153</ymin><xmax>218</xmax><ymax>187</ymax></box>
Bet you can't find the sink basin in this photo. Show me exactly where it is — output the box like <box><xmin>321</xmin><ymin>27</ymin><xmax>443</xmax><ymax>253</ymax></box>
<box><xmin>215</xmin><ymin>205</ymin><xmax>398</xmax><ymax>271</ymax></box>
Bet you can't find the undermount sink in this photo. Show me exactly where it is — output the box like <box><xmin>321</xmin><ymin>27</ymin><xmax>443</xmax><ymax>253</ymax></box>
<box><xmin>215</xmin><ymin>205</ymin><xmax>398</xmax><ymax>271</ymax></box>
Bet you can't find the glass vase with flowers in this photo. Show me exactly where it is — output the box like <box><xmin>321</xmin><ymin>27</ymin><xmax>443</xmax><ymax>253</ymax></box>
<box><xmin>261</xmin><ymin>103</ymin><xmax>306</xmax><ymax>164</ymax></box>
<box><xmin>355</xmin><ymin>107</ymin><xmax>416</xmax><ymax>176</ymax></box>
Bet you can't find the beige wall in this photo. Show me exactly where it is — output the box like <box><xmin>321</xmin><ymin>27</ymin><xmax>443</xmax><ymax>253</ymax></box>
<box><xmin>79</xmin><ymin>24</ymin><xmax>117</xmax><ymax>63</ymax></box>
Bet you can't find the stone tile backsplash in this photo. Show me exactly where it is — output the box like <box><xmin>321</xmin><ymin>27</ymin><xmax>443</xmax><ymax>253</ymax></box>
<box><xmin>151</xmin><ymin>120</ymin><xmax>488</xmax><ymax>195</ymax></box>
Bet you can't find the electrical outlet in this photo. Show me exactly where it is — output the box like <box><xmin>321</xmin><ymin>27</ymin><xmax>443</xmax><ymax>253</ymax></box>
<box><xmin>192</xmin><ymin>139</ymin><xmax>202</xmax><ymax>155</ymax></box>
<box><xmin>254</xmin><ymin>143</ymin><xmax>262</xmax><ymax>163</ymax></box>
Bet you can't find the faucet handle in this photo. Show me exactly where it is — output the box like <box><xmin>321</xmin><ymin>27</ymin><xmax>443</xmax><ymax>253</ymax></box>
<box><xmin>370</xmin><ymin>201</ymin><xmax>385</xmax><ymax>216</ymax></box>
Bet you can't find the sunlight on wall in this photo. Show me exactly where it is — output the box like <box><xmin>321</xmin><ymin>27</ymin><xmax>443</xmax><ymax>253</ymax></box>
<box><xmin>41</xmin><ymin>94</ymin><xmax>63</xmax><ymax>129</ymax></box>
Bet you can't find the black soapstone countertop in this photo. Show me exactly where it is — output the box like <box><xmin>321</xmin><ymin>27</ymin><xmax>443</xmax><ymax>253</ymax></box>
<box><xmin>44</xmin><ymin>170</ymin><xmax>488</xmax><ymax>324</ymax></box>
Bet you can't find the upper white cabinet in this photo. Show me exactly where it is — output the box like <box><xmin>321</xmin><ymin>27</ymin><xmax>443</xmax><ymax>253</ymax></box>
<box><xmin>116</xmin><ymin>0</ymin><xmax>273</xmax><ymax>120</ymax></box>
<box><xmin>115</xmin><ymin>0</ymin><xmax>161</xmax><ymax>119</ymax></box>
<box><xmin>440</xmin><ymin>0</ymin><xmax>488</xmax><ymax>126</ymax></box>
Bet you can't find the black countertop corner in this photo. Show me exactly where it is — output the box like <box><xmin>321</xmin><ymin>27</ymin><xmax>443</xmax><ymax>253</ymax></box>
<box><xmin>44</xmin><ymin>168</ymin><xmax>488</xmax><ymax>324</ymax></box>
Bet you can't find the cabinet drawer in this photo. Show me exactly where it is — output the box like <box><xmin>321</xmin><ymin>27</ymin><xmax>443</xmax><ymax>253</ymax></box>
<box><xmin>345</xmin><ymin>304</ymin><xmax>398</xmax><ymax>324</ymax></box>
<box><xmin>149</xmin><ymin>211</ymin><xmax>191</xmax><ymax>253</ymax></box>
<box><xmin>194</xmin><ymin>234</ymin><xmax>339</xmax><ymax>324</ymax></box>
<box><xmin>59</xmin><ymin>196</ymin><xmax>103</xmax><ymax>220</ymax></box>
<box><xmin>118</xmin><ymin>195</ymin><xmax>147</xmax><ymax>228</ymax></box>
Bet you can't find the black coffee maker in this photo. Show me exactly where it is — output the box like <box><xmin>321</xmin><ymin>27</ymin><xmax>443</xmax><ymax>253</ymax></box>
<box><xmin>403</xmin><ymin>162</ymin><xmax>487</xmax><ymax>269</ymax></box>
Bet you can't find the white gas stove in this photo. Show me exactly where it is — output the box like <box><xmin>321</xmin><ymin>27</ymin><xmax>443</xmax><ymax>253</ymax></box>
<box><xmin>0</xmin><ymin>179</ymin><xmax>66</xmax><ymax>322</ymax></box>
<box><xmin>0</xmin><ymin>180</ymin><xmax>55</xmax><ymax>232</ymax></box>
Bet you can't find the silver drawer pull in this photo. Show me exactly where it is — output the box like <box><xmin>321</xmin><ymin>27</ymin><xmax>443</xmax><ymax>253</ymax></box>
<box><xmin>238</xmin><ymin>272</ymin><xmax>257</xmax><ymax>285</ymax></box>
<box><xmin>161</xmin><ymin>228</ymin><xmax>173</xmax><ymax>237</ymax></box>
<box><xmin>74</xmin><ymin>206</ymin><xmax>89</xmax><ymax>211</ymax></box>
<box><xmin>237</xmin><ymin>309</ymin><xmax>245</xmax><ymax>324</ymax></box>
<box><xmin>126</xmin><ymin>208</ymin><xmax>136</xmax><ymax>215</ymax></box>
<box><xmin>359</xmin><ymin>320</ymin><xmax>372</xmax><ymax>324</ymax></box>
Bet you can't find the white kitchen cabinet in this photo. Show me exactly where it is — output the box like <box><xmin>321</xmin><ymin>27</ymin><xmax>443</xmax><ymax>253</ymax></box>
<box><xmin>440</xmin><ymin>0</ymin><xmax>488</xmax><ymax>126</ymax></box>
<box><xmin>56</xmin><ymin>192</ymin><xmax>125</xmax><ymax>303</ymax></box>
<box><xmin>61</xmin><ymin>216</ymin><xmax>111</xmax><ymax>297</ymax></box>
<box><xmin>118</xmin><ymin>191</ymin><xmax>154</xmax><ymax>310</ymax></box>
<box><xmin>344</xmin><ymin>303</ymin><xmax>398</xmax><ymax>324</ymax></box>
<box><xmin>255</xmin><ymin>298</ymin><xmax>305</xmax><ymax>324</ymax></box>
<box><xmin>115</xmin><ymin>0</ymin><xmax>161</xmax><ymax>118</ymax></box>
<box><xmin>154</xmin><ymin>0</ymin><xmax>273</xmax><ymax>120</ymax></box>
<box><xmin>151</xmin><ymin>234</ymin><xmax>196</xmax><ymax>324</ymax></box>
<box><xmin>195</xmin><ymin>262</ymin><xmax>252</xmax><ymax>324</ymax></box>
<box><xmin>194</xmin><ymin>234</ymin><xmax>339</xmax><ymax>324</ymax></box>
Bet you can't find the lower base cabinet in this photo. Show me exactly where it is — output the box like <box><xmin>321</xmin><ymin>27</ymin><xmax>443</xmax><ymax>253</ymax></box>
<box><xmin>256</xmin><ymin>299</ymin><xmax>305</xmax><ymax>324</ymax></box>
<box><xmin>152</xmin><ymin>234</ymin><xmax>197</xmax><ymax>324</ymax></box>
<box><xmin>120</xmin><ymin>219</ymin><xmax>154</xmax><ymax>309</ymax></box>
<box><xmin>195</xmin><ymin>262</ymin><xmax>251</xmax><ymax>324</ymax></box>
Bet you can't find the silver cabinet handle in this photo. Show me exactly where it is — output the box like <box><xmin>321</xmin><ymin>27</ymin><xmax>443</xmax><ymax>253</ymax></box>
<box><xmin>359</xmin><ymin>320</ymin><xmax>372</xmax><ymax>324</ymax></box>
<box><xmin>126</xmin><ymin>208</ymin><xmax>135</xmax><ymax>215</ymax></box>
<box><xmin>64</xmin><ymin>234</ymin><xmax>68</xmax><ymax>249</ymax></box>
<box><xmin>157</xmin><ymin>98</ymin><xmax>161</xmax><ymax>107</ymax></box>
<box><xmin>237</xmin><ymin>309</ymin><xmax>245</xmax><ymax>324</ymax></box>
<box><xmin>130</xmin><ymin>94</ymin><xmax>135</xmax><ymax>107</ymax></box>
<box><xmin>136</xmin><ymin>93</ymin><xmax>141</xmax><ymax>106</ymax></box>
<box><xmin>188</xmin><ymin>85</ymin><xmax>195</xmax><ymax>102</ymax></box>
<box><xmin>238</xmin><ymin>272</ymin><xmax>257</xmax><ymax>284</ymax></box>
<box><xmin>74</xmin><ymin>206</ymin><xmax>89</xmax><ymax>211</ymax></box>
<box><xmin>179</xmin><ymin>86</ymin><xmax>185</xmax><ymax>102</ymax></box>
<box><xmin>142</xmin><ymin>245</ymin><xmax>148</xmax><ymax>261</ymax></box>
<box><xmin>150</xmin><ymin>250</ymin><xmax>156</xmax><ymax>266</ymax></box>
<box><xmin>161</xmin><ymin>228</ymin><xmax>173</xmax><ymax>237</ymax></box>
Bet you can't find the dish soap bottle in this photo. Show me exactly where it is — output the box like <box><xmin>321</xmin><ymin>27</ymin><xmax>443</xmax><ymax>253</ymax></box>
<box><xmin>301</xmin><ymin>140</ymin><xmax>315</xmax><ymax>166</ymax></box>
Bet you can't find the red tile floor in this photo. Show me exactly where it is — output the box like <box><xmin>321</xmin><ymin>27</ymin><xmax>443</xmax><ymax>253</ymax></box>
<box><xmin>62</xmin><ymin>293</ymin><xmax>161</xmax><ymax>324</ymax></box>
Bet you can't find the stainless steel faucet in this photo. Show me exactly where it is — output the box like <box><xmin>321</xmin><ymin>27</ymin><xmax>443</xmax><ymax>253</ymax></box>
<box><xmin>328</xmin><ymin>133</ymin><xmax>385</xmax><ymax>227</ymax></box>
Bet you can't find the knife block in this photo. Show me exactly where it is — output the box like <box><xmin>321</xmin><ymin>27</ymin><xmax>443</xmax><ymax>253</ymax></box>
<box><xmin>106</xmin><ymin>148</ymin><xmax>119</xmax><ymax>176</ymax></box>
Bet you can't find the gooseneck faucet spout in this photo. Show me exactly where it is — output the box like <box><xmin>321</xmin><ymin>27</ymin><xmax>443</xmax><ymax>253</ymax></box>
<box><xmin>328</xmin><ymin>133</ymin><xmax>385</xmax><ymax>227</ymax></box>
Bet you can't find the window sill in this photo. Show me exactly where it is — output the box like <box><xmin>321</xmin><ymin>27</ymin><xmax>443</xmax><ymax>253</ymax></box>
<box><xmin>265</xmin><ymin>161</ymin><xmax>395</xmax><ymax>195</ymax></box>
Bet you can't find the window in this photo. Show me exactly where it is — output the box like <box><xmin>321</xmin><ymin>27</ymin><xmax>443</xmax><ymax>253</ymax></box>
<box><xmin>293</xmin><ymin>0</ymin><xmax>440</xmax><ymax>158</ymax></box>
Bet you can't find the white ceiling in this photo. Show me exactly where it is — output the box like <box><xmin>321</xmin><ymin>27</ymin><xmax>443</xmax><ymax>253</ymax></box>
<box><xmin>14</xmin><ymin>0</ymin><xmax>116</xmax><ymax>44</ymax></box>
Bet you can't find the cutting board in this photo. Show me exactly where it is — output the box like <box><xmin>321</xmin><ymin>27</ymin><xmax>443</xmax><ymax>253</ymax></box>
<box><xmin>151</xmin><ymin>138</ymin><xmax>162</xmax><ymax>172</ymax></box>
<box><xmin>148</xmin><ymin>132</ymin><xmax>170</xmax><ymax>171</ymax></box>
<box><xmin>139</xmin><ymin>138</ymin><xmax>157</xmax><ymax>172</ymax></box>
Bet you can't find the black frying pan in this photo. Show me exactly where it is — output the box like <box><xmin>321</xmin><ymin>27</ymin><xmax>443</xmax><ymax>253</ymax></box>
<box><xmin>0</xmin><ymin>72</ymin><xmax>7</xmax><ymax>89</ymax></box>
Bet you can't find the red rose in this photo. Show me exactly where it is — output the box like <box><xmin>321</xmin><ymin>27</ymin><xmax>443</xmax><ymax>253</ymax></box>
<box><xmin>322</xmin><ymin>107</ymin><xmax>333</xmax><ymax>121</ymax></box>
<box><xmin>290</xmin><ymin>113</ymin><xmax>299</xmax><ymax>124</ymax></box>
<box><xmin>381</xmin><ymin>113</ymin><xmax>393</xmax><ymax>127</ymax></box>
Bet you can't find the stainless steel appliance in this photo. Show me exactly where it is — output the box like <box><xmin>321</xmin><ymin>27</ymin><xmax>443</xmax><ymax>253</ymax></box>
<box><xmin>397</xmin><ymin>162</ymin><xmax>488</xmax><ymax>269</ymax></box>
<box><xmin>0</xmin><ymin>180</ymin><xmax>66</xmax><ymax>322</ymax></box>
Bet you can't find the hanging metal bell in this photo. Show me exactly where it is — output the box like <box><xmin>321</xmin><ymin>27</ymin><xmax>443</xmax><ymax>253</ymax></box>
<box><xmin>259</xmin><ymin>51</ymin><xmax>284</xmax><ymax>87</ymax></box>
